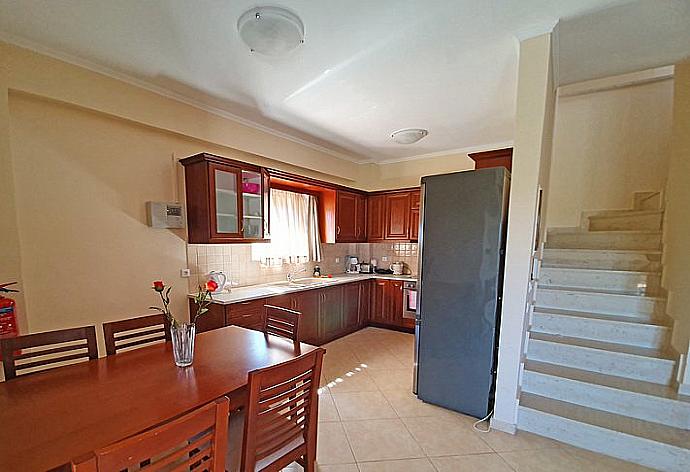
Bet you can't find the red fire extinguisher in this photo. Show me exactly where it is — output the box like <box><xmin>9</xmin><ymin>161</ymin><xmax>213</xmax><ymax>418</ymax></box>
<box><xmin>0</xmin><ymin>282</ymin><xmax>20</xmax><ymax>360</ymax></box>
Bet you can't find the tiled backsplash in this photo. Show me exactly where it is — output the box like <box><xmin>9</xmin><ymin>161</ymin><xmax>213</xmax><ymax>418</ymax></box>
<box><xmin>186</xmin><ymin>242</ymin><xmax>418</xmax><ymax>292</ymax></box>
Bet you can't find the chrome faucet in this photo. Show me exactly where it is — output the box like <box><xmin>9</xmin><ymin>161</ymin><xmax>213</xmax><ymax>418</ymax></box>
<box><xmin>286</xmin><ymin>267</ymin><xmax>307</xmax><ymax>283</ymax></box>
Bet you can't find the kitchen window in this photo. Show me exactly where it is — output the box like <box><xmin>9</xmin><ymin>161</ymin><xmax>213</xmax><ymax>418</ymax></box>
<box><xmin>251</xmin><ymin>189</ymin><xmax>321</xmax><ymax>265</ymax></box>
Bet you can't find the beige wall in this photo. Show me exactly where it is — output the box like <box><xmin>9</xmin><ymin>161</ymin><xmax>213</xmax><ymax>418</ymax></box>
<box><xmin>546</xmin><ymin>79</ymin><xmax>673</xmax><ymax>227</ymax></box>
<box><xmin>663</xmin><ymin>62</ymin><xmax>690</xmax><ymax>355</ymax></box>
<box><xmin>493</xmin><ymin>33</ymin><xmax>555</xmax><ymax>432</ymax></box>
<box><xmin>0</xmin><ymin>46</ymin><xmax>27</xmax><ymax>333</ymax></box>
<box><xmin>366</xmin><ymin>152</ymin><xmax>476</xmax><ymax>190</ymax></box>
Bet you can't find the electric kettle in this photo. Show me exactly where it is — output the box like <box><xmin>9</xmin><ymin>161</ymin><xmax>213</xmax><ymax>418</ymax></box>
<box><xmin>390</xmin><ymin>262</ymin><xmax>404</xmax><ymax>275</ymax></box>
<box><xmin>206</xmin><ymin>271</ymin><xmax>227</xmax><ymax>294</ymax></box>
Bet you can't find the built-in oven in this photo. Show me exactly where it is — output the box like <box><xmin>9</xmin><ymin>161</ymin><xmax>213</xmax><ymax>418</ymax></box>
<box><xmin>403</xmin><ymin>281</ymin><xmax>417</xmax><ymax>319</ymax></box>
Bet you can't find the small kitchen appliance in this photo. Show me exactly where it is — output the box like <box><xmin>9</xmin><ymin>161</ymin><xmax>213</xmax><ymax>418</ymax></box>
<box><xmin>359</xmin><ymin>262</ymin><xmax>373</xmax><ymax>274</ymax></box>
<box><xmin>345</xmin><ymin>256</ymin><xmax>360</xmax><ymax>274</ymax></box>
<box><xmin>206</xmin><ymin>271</ymin><xmax>227</xmax><ymax>294</ymax></box>
<box><xmin>390</xmin><ymin>261</ymin><xmax>404</xmax><ymax>275</ymax></box>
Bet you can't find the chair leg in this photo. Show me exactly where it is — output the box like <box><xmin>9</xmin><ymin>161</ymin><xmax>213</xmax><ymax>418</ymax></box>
<box><xmin>304</xmin><ymin>444</ymin><xmax>316</xmax><ymax>472</ymax></box>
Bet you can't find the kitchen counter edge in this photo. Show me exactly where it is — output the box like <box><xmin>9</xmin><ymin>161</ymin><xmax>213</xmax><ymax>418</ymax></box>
<box><xmin>188</xmin><ymin>274</ymin><xmax>417</xmax><ymax>305</ymax></box>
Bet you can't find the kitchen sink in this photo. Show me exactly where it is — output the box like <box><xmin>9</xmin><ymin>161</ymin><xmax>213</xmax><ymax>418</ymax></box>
<box><xmin>271</xmin><ymin>278</ymin><xmax>331</xmax><ymax>288</ymax></box>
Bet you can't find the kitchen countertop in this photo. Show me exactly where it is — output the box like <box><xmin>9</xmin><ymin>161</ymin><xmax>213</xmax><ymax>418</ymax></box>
<box><xmin>189</xmin><ymin>273</ymin><xmax>417</xmax><ymax>305</ymax></box>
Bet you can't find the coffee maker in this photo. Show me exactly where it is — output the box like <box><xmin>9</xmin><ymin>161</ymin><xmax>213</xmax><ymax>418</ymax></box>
<box><xmin>345</xmin><ymin>256</ymin><xmax>360</xmax><ymax>274</ymax></box>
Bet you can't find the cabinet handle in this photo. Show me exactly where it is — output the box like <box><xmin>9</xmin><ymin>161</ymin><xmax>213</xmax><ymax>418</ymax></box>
<box><xmin>337</xmin><ymin>226</ymin><xmax>341</xmax><ymax>236</ymax></box>
<box><xmin>242</xmin><ymin>314</ymin><xmax>252</xmax><ymax>318</ymax></box>
<box><xmin>239</xmin><ymin>301</ymin><xmax>252</xmax><ymax>305</ymax></box>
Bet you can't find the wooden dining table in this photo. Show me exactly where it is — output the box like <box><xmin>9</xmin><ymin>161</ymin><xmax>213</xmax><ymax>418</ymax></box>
<box><xmin>0</xmin><ymin>325</ymin><xmax>320</xmax><ymax>472</ymax></box>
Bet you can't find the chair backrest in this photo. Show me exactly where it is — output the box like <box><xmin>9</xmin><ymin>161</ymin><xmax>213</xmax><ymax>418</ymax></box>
<box><xmin>102</xmin><ymin>313</ymin><xmax>171</xmax><ymax>356</ymax></box>
<box><xmin>263</xmin><ymin>304</ymin><xmax>302</xmax><ymax>343</ymax></box>
<box><xmin>71</xmin><ymin>396</ymin><xmax>229</xmax><ymax>472</ymax></box>
<box><xmin>0</xmin><ymin>326</ymin><xmax>98</xmax><ymax>380</ymax></box>
<box><xmin>241</xmin><ymin>348</ymin><xmax>325</xmax><ymax>472</ymax></box>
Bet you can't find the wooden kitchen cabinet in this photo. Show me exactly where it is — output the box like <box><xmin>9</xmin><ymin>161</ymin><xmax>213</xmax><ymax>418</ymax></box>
<box><xmin>367</xmin><ymin>189</ymin><xmax>420</xmax><ymax>242</ymax></box>
<box><xmin>188</xmin><ymin>299</ymin><xmax>226</xmax><ymax>333</ymax></box>
<box><xmin>385</xmin><ymin>193</ymin><xmax>411</xmax><ymax>240</ymax></box>
<box><xmin>319</xmin><ymin>286</ymin><xmax>344</xmax><ymax>343</ymax></box>
<box><xmin>409</xmin><ymin>189</ymin><xmax>421</xmax><ymax>241</ymax></box>
<box><xmin>369</xmin><ymin>279</ymin><xmax>404</xmax><ymax>327</ymax></box>
<box><xmin>358</xmin><ymin>280</ymin><xmax>371</xmax><ymax>327</ymax></box>
<box><xmin>386</xmin><ymin>280</ymin><xmax>405</xmax><ymax>327</ymax></box>
<box><xmin>410</xmin><ymin>208</ymin><xmax>420</xmax><ymax>241</ymax></box>
<box><xmin>263</xmin><ymin>291</ymin><xmax>319</xmax><ymax>344</ymax></box>
<box><xmin>294</xmin><ymin>290</ymin><xmax>320</xmax><ymax>344</ymax></box>
<box><xmin>370</xmin><ymin>279</ymin><xmax>388</xmax><ymax>324</ymax></box>
<box><xmin>366</xmin><ymin>194</ymin><xmax>386</xmax><ymax>241</ymax></box>
<box><xmin>180</xmin><ymin>153</ymin><xmax>270</xmax><ymax>244</ymax></box>
<box><xmin>226</xmin><ymin>298</ymin><xmax>267</xmax><ymax>332</ymax></box>
<box><xmin>336</xmin><ymin>190</ymin><xmax>367</xmax><ymax>243</ymax></box>
<box><xmin>342</xmin><ymin>283</ymin><xmax>361</xmax><ymax>331</ymax></box>
<box><xmin>355</xmin><ymin>193</ymin><xmax>367</xmax><ymax>241</ymax></box>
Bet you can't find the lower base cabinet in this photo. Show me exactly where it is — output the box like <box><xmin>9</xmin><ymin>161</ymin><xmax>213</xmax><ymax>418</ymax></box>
<box><xmin>190</xmin><ymin>278</ymin><xmax>408</xmax><ymax>344</ymax></box>
<box><xmin>369</xmin><ymin>279</ymin><xmax>404</xmax><ymax>327</ymax></box>
<box><xmin>188</xmin><ymin>300</ymin><xmax>226</xmax><ymax>333</ymax></box>
<box><xmin>319</xmin><ymin>286</ymin><xmax>344</xmax><ymax>343</ymax></box>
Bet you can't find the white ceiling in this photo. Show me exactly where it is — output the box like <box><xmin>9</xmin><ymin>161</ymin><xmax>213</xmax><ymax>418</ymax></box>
<box><xmin>556</xmin><ymin>0</ymin><xmax>690</xmax><ymax>85</ymax></box>
<box><xmin>0</xmin><ymin>0</ymin><xmax>636</xmax><ymax>163</ymax></box>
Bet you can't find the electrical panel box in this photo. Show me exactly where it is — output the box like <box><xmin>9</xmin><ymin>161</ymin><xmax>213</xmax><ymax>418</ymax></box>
<box><xmin>146</xmin><ymin>201</ymin><xmax>185</xmax><ymax>229</ymax></box>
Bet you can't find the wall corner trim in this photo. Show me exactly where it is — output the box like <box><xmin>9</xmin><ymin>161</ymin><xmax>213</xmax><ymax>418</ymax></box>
<box><xmin>490</xmin><ymin>417</ymin><xmax>518</xmax><ymax>434</ymax></box>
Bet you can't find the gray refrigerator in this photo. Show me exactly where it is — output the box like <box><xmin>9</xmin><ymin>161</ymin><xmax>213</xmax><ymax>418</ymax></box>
<box><xmin>414</xmin><ymin>167</ymin><xmax>510</xmax><ymax>419</ymax></box>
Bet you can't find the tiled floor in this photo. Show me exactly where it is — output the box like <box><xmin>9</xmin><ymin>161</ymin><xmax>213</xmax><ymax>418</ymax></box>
<box><xmin>285</xmin><ymin>327</ymin><xmax>652</xmax><ymax>471</ymax></box>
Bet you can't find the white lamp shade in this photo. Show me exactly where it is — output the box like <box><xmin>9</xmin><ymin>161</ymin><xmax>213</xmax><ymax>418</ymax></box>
<box><xmin>237</xmin><ymin>6</ymin><xmax>304</xmax><ymax>56</ymax></box>
<box><xmin>391</xmin><ymin>128</ymin><xmax>429</xmax><ymax>144</ymax></box>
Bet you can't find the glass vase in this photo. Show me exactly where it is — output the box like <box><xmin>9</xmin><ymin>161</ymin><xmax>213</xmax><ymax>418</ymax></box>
<box><xmin>170</xmin><ymin>322</ymin><xmax>196</xmax><ymax>367</ymax></box>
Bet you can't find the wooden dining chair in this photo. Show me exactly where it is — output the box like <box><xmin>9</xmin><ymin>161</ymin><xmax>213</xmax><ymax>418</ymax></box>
<box><xmin>72</xmin><ymin>396</ymin><xmax>230</xmax><ymax>472</ymax></box>
<box><xmin>0</xmin><ymin>325</ymin><xmax>98</xmax><ymax>380</ymax></box>
<box><xmin>102</xmin><ymin>313</ymin><xmax>171</xmax><ymax>356</ymax></box>
<box><xmin>227</xmin><ymin>348</ymin><xmax>325</xmax><ymax>472</ymax></box>
<box><xmin>262</xmin><ymin>305</ymin><xmax>302</xmax><ymax>343</ymax></box>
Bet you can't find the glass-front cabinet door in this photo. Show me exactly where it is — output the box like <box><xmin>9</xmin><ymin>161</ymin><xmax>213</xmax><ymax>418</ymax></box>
<box><xmin>241</xmin><ymin>169</ymin><xmax>264</xmax><ymax>240</ymax></box>
<box><xmin>181</xmin><ymin>153</ymin><xmax>270</xmax><ymax>244</ymax></box>
<box><xmin>210</xmin><ymin>163</ymin><xmax>241</xmax><ymax>239</ymax></box>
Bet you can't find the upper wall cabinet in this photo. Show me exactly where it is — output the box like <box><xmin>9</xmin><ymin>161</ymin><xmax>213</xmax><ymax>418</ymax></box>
<box><xmin>366</xmin><ymin>194</ymin><xmax>385</xmax><ymax>241</ymax></box>
<box><xmin>180</xmin><ymin>153</ymin><xmax>270</xmax><ymax>244</ymax></box>
<box><xmin>468</xmin><ymin>147</ymin><xmax>513</xmax><ymax>172</ymax></box>
<box><xmin>367</xmin><ymin>189</ymin><xmax>420</xmax><ymax>242</ymax></box>
<box><xmin>336</xmin><ymin>190</ymin><xmax>367</xmax><ymax>243</ymax></box>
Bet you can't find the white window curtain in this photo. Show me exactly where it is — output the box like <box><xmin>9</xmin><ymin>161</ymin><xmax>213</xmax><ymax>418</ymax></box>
<box><xmin>251</xmin><ymin>189</ymin><xmax>322</xmax><ymax>265</ymax></box>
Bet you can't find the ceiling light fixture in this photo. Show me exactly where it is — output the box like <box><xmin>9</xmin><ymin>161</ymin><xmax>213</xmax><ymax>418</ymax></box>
<box><xmin>237</xmin><ymin>6</ymin><xmax>305</xmax><ymax>56</ymax></box>
<box><xmin>391</xmin><ymin>128</ymin><xmax>429</xmax><ymax>144</ymax></box>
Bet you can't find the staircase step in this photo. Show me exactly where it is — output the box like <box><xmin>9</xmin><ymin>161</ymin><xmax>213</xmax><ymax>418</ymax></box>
<box><xmin>546</xmin><ymin>230</ymin><xmax>662</xmax><ymax>251</ymax></box>
<box><xmin>532</xmin><ymin>309</ymin><xmax>670</xmax><ymax>349</ymax></box>
<box><xmin>536</xmin><ymin>287</ymin><xmax>666</xmax><ymax>320</ymax></box>
<box><xmin>539</xmin><ymin>267</ymin><xmax>661</xmax><ymax>295</ymax></box>
<box><xmin>585</xmin><ymin>209</ymin><xmax>663</xmax><ymax>232</ymax></box>
<box><xmin>542</xmin><ymin>249</ymin><xmax>662</xmax><ymax>272</ymax></box>
<box><xmin>526</xmin><ymin>332</ymin><xmax>676</xmax><ymax>385</ymax></box>
<box><xmin>518</xmin><ymin>393</ymin><xmax>690</xmax><ymax>471</ymax></box>
<box><xmin>522</xmin><ymin>361</ymin><xmax>690</xmax><ymax>429</ymax></box>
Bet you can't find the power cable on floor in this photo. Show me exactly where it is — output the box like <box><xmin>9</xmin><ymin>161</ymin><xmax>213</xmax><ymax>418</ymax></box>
<box><xmin>472</xmin><ymin>409</ymin><xmax>493</xmax><ymax>433</ymax></box>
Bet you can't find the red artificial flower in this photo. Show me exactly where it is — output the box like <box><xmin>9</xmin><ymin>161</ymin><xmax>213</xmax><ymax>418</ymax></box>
<box><xmin>206</xmin><ymin>280</ymin><xmax>219</xmax><ymax>292</ymax></box>
<box><xmin>152</xmin><ymin>280</ymin><xmax>165</xmax><ymax>292</ymax></box>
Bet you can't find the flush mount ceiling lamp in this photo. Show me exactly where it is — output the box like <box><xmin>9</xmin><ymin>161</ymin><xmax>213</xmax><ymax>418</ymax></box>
<box><xmin>391</xmin><ymin>128</ymin><xmax>429</xmax><ymax>145</ymax></box>
<box><xmin>237</xmin><ymin>6</ymin><xmax>305</xmax><ymax>56</ymax></box>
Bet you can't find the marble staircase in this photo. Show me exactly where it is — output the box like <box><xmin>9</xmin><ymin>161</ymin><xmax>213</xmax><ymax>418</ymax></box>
<box><xmin>517</xmin><ymin>192</ymin><xmax>690</xmax><ymax>472</ymax></box>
